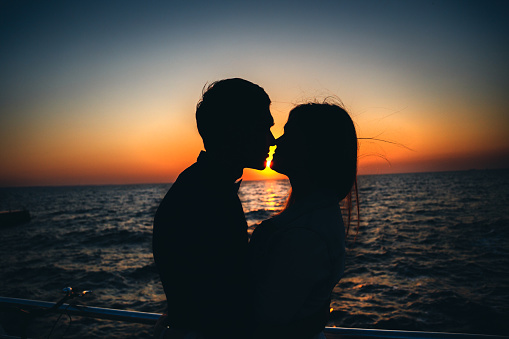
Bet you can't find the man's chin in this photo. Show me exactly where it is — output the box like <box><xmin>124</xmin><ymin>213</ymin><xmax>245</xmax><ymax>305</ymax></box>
<box><xmin>248</xmin><ymin>164</ymin><xmax>266</xmax><ymax>171</ymax></box>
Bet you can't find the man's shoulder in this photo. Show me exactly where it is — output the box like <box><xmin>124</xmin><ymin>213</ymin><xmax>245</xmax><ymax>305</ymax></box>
<box><xmin>154</xmin><ymin>160</ymin><xmax>219</xmax><ymax>219</ymax></box>
<box><xmin>174</xmin><ymin>161</ymin><xmax>202</xmax><ymax>185</ymax></box>
<box><xmin>154</xmin><ymin>164</ymin><xmax>198</xmax><ymax>216</ymax></box>
<box><xmin>178</xmin><ymin>154</ymin><xmax>230</xmax><ymax>185</ymax></box>
<box><xmin>164</xmin><ymin>161</ymin><xmax>210</xmax><ymax>196</ymax></box>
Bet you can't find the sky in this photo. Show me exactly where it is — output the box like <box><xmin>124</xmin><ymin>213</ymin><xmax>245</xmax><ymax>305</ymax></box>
<box><xmin>1</xmin><ymin>0</ymin><xmax>508</xmax><ymax>187</ymax></box>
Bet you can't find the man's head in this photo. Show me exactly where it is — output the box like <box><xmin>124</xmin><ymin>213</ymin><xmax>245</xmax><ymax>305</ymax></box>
<box><xmin>196</xmin><ymin>78</ymin><xmax>275</xmax><ymax>170</ymax></box>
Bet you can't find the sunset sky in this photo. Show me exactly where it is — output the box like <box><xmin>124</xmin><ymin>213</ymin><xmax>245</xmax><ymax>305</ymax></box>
<box><xmin>1</xmin><ymin>0</ymin><xmax>508</xmax><ymax>187</ymax></box>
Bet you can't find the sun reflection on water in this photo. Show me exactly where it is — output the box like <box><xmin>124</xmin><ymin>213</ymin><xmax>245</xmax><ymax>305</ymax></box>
<box><xmin>238</xmin><ymin>178</ymin><xmax>291</xmax><ymax>228</ymax></box>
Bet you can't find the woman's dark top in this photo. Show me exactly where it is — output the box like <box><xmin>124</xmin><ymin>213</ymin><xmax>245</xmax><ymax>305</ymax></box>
<box><xmin>249</xmin><ymin>191</ymin><xmax>345</xmax><ymax>338</ymax></box>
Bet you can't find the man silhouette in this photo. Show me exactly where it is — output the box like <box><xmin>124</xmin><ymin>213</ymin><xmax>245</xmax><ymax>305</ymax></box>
<box><xmin>153</xmin><ymin>78</ymin><xmax>275</xmax><ymax>339</ymax></box>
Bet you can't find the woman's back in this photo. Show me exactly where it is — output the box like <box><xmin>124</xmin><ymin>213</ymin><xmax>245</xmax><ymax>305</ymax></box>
<box><xmin>249</xmin><ymin>191</ymin><xmax>345</xmax><ymax>335</ymax></box>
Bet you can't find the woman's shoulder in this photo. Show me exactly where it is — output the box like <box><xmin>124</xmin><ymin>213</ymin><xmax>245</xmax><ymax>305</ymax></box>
<box><xmin>268</xmin><ymin>219</ymin><xmax>326</xmax><ymax>249</ymax></box>
<box><xmin>250</xmin><ymin>217</ymin><xmax>324</xmax><ymax>254</ymax></box>
<box><xmin>251</xmin><ymin>202</ymin><xmax>343</xmax><ymax>249</ymax></box>
<box><xmin>254</xmin><ymin>212</ymin><xmax>318</xmax><ymax>236</ymax></box>
<box><xmin>276</xmin><ymin>206</ymin><xmax>345</xmax><ymax>257</ymax></box>
<box><xmin>250</xmin><ymin>218</ymin><xmax>278</xmax><ymax>243</ymax></box>
<box><xmin>274</xmin><ymin>204</ymin><xmax>342</xmax><ymax>233</ymax></box>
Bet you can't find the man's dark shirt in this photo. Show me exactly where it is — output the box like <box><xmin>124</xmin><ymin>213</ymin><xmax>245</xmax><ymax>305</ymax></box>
<box><xmin>153</xmin><ymin>151</ymin><xmax>249</xmax><ymax>338</ymax></box>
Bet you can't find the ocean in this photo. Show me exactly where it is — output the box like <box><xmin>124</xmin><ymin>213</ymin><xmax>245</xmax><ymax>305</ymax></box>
<box><xmin>0</xmin><ymin>170</ymin><xmax>508</xmax><ymax>338</ymax></box>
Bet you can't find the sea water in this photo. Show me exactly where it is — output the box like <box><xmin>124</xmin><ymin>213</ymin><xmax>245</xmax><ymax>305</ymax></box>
<box><xmin>0</xmin><ymin>170</ymin><xmax>508</xmax><ymax>337</ymax></box>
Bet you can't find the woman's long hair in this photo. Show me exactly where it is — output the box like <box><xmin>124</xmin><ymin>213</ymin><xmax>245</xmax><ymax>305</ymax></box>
<box><xmin>281</xmin><ymin>102</ymin><xmax>360</xmax><ymax>238</ymax></box>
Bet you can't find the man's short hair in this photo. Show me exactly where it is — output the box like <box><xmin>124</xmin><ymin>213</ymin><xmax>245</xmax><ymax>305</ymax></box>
<box><xmin>196</xmin><ymin>78</ymin><xmax>271</xmax><ymax>149</ymax></box>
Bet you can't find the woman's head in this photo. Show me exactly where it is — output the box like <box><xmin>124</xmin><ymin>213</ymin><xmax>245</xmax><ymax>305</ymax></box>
<box><xmin>271</xmin><ymin>102</ymin><xmax>358</xmax><ymax>201</ymax></box>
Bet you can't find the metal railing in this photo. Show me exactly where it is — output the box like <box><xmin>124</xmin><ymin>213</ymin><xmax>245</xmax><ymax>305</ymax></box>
<box><xmin>1</xmin><ymin>296</ymin><xmax>507</xmax><ymax>339</ymax></box>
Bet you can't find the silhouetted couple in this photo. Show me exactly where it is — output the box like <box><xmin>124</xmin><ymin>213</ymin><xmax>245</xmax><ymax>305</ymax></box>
<box><xmin>153</xmin><ymin>78</ymin><xmax>358</xmax><ymax>339</ymax></box>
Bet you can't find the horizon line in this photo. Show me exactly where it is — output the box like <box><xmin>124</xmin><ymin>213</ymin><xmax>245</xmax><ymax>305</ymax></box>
<box><xmin>1</xmin><ymin>167</ymin><xmax>507</xmax><ymax>189</ymax></box>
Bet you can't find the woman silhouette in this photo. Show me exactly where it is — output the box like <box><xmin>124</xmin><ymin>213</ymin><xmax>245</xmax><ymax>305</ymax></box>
<box><xmin>249</xmin><ymin>102</ymin><xmax>358</xmax><ymax>339</ymax></box>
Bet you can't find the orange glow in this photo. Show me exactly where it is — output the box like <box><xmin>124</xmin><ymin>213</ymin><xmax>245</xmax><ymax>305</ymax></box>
<box><xmin>1</xmin><ymin>93</ymin><xmax>508</xmax><ymax>187</ymax></box>
<box><xmin>242</xmin><ymin>146</ymin><xmax>286</xmax><ymax>181</ymax></box>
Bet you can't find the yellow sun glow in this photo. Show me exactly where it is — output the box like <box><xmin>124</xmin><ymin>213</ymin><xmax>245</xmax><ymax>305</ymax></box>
<box><xmin>242</xmin><ymin>145</ymin><xmax>286</xmax><ymax>180</ymax></box>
